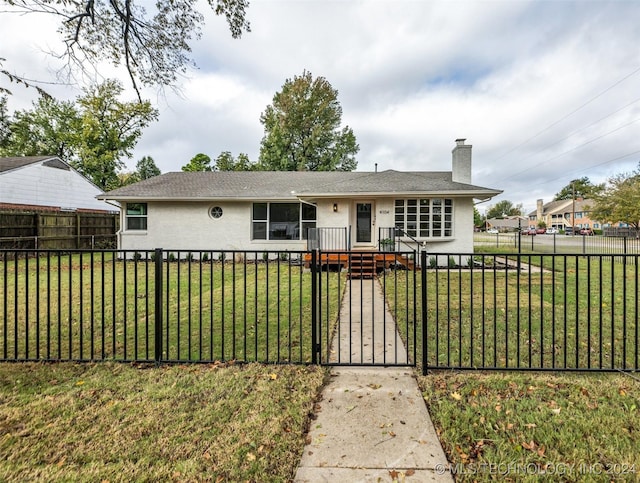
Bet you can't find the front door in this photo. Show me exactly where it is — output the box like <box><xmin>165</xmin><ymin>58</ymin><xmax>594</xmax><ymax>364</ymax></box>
<box><xmin>355</xmin><ymin>202</ymin><xmax>373</xmax><ymax>244</ymax></box>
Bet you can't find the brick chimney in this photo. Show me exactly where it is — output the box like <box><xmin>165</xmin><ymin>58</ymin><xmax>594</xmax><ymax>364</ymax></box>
<box><xmin>452</xmin><ymin>138</ymin><xmax>472</xmax><ymax>184</ymax></box>
<box><xmin>537</xmin><ymin>199</ymin><xmax>543</xmax><ymax>223</ymax></box>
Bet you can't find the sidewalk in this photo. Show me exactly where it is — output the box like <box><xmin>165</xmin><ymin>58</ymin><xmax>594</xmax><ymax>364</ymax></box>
<box><xmin>294</xmin><ymin>279</ymin><xmax>453</xmax><ymax>482</ymax></box>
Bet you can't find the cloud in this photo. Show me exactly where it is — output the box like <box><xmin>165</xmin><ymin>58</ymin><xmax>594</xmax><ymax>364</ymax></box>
<box><xmin>3</xmin><ymin>0</ymin><xmax>640</xmax><ymax>214</ymax></box>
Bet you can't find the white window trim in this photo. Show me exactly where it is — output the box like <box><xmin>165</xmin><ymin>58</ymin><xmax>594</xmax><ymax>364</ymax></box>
<box><xmin>125</xmin><ymin>202</ymin><xmax>148</xmax><ymax>231</ymax></box>
<box><xmin>251</xmin><ymin>202</ymin><xmax>317</xmax><ymax>241</ymax></box>
<box><xmin>394</xmin><ymin>198</ymin><xmax>454</xmax><ymax>239</ymax></box>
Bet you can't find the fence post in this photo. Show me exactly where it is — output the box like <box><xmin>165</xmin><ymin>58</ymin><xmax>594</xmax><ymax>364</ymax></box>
<box><xmin>310</xmin><ymin>250</ymin><xmax>318</xmax><ymax>365</ymax></box>
<box><xmin>421</xmin><ymin>250</ymin><xmax>428</xmax><ymax>375</ymax></box>
<box><xmin>76</xmin><ymin>213</ymin><xmax>81</xmax><ymax>249</ymax></box>
<box><xmin>154</xmin><ymin>248</ymin><xmax>163</xmax><ymax>363</ymax></box>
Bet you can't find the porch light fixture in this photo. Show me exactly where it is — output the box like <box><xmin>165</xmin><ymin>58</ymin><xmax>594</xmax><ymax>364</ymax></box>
<box><xmin>333</xmin><ymin>203</ymin><xmax>338</xmax><ymax>212</ymax></box>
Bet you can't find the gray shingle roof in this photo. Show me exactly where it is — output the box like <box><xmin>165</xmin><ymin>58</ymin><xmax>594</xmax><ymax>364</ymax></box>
<box><xmin>0</xmin><ymin>156</ymin><xmax>59</xmax><ymax>173</ymax></box>
<box><xmin>99</xmin><ymin>170</ymin><xmax>501</xmax><ymax>201</ymax></box>
<box><xmin>527</xmin><ymin>199</ymin><xmax>592</xmax><ymax>217</ymax></box>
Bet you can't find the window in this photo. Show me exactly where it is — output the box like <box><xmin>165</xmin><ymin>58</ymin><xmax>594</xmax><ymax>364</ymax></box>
<box><xmin>126</xmin><ymin>203</ymin><xmax>147</xmax><ymax>230</ymax></box>
<box><xmin>395</xmin><ymin>198</ymin><xmax>453</xmax><ymax>238</ymax></box>
<box><xmin>251</xmin><ymin>202</ymin><xmax>316</xmax><ymax>240</ymax></box>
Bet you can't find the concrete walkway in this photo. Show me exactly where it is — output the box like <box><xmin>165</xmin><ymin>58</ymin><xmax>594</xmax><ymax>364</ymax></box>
<box><xmin>294</xmin><ymin>279</ymin><xmax>453</xmax><ymax>482</ymax></box>
<box><xmin>328</xmin><ymin>279</ymin><xmax>407</xmax><ymax>365</ymax></box>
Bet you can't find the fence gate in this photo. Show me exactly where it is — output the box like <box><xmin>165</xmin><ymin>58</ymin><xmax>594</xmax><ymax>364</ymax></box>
<box><xmin>311</xmin><ymin>250</ymin><xmax>418</xmax><ymax>367</ymax></box>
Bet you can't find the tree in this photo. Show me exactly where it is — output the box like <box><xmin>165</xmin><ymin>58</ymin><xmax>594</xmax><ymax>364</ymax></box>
<box><xmin>116</xmin><ymin>171</ymin><xmax>140</xmax><ymax>187</ymax></box>
<box><xmin>473</xmin><ymin>207</ymin><xmax>485</xmax><ymax>228</ymax></box>
<box><xmin>486</xmin><ymin>200</ymin><xmax>523</xmax><ymax>219</ymax></box>
<box><xmin>73</xmin><ymin>80</ymin><xmax>158</xmax><ymax>190</ymax></box>
<box><xmin>590</xmin><ymin>164</ymin><xmax>640</xmax><ymax>228</ymax></box>
<box><xmin>182</xmin><ymin>153</ymin><xmax>213</xmax><ymax>172</ymax></box>
<box><xmin>258</xmin><ymin>71</ymin><xmax>359</xmax><ymax>172</ymax></box>
<box><xmin>214</xmin><ymin>151</ymin><xmax>255</xmax><ymax>171</ymax></box>
<box><xmin>0</xmin><ymin>96</ymin><xmax>10</xmax><ymax>150</ymax></box>
<box><xmin>3</xmin><ymin>1</ymin><xmax>250</xmax><ymax>97</ymax></box>
<box><xmin>1</xmin><ymin>79</ymin><xmax>157</xmax><ymax>190</ymax></box>
<box><xmin>0</xmin><ymin>96</ymin><xmax>79</xmax><ymax>160</ymax></box>
<box><xmin>136</xmin><ymin>156</ymin><xmax>161</xmax><ymax>180</ymax></box>
<box><xmin>554</xmin><ymin>177</ymin><xmax>604</xmax><ymax>201</ymax></box>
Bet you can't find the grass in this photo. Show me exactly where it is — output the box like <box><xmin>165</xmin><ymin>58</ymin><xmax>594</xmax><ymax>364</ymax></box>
<box><xmin>2</xmin><ymin>251</ymin><xmax>639</xmax><ymax>481</ymax></box>
<box><xmin>0</xmin><ymin>361</ymin><xmax>327</xmax><ymax>482</ymax></box>
<box><xmin>419</xmin><ymin>371</ymin><xmax>640</xmax><ymax>482</ymax></box>
<box><xmin>386</xmin><ymin>253</ymin><xmax>639</xmax><ymax>371</ymax></box>
<box><xmin>1</xmin><ymin>254</ymin><xmax>345</xmax><ymax>363</ymax></box>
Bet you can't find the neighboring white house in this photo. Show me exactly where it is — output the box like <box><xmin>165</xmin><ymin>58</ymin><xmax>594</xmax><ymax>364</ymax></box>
<box><xmin>99</xmin><ymin>139</ymin><xmax>501</xmax><ymax>253</ymax></box>
<box><xmin>0</xmin><ymin>156</ymin><xmax>116</xmax><ymax>213</ymax></box>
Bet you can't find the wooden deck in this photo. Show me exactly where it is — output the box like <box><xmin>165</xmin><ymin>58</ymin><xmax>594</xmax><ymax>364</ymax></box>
<box><xmin>304</xmin><ymin>250</ymin><xmax>416</xmax><ymax>278</ymax></box>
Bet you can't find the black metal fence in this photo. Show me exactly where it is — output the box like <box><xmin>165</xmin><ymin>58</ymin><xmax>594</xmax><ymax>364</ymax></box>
<box><xmin>1</xmin><ymin>248</ymin><xmax>639</xmax><ymax>372</ymax></box>
<box><xmin>0</xmin><ymin>249</ymin><xmax>342</xmax><ymax>364</ymax></box>
<box><xmin>413</xmin><ymin>251</ymin><xmax>639</xmax><ymax>372</ymax></box>
<box><xmin>475</xmin><ymin>232</ymin><xmax>640</xmax><ymax>256</ymax></box>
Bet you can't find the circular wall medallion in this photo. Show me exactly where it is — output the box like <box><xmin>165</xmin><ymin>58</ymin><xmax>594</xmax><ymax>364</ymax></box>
<box><xmin>210</xmin><ymin>206</ymin><xmax>223</xmax><ymax>219</ymax></box>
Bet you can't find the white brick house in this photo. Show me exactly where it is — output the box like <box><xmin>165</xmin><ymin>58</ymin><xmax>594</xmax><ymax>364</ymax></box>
<box><xmin>99</xmin><ymin>140</ymin><xmax>501</xmax><ymax>253</ymax></box>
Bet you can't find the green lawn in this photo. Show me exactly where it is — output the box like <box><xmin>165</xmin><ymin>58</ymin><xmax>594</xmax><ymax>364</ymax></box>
<box><xmin>420</xmin><ymin>371</ymin><xmax>640</xmax><ymax>482</ymax></box>
<box><xmin>2</xmin><ymin>251</ymin><xmax>639</xmax><ymax>481</ymax></box>
<box><xmin>1</xmin><ymin>254</ymin><xmax>344</xmax><ymax>364</ymax></box>
<box><xmin>387</xmin><ymin>253</ymin><xmax>639</xmax><ymax>371</ymax></box>
<box><xmin>0</xmin><ymin>362</ymin><xmax>326</xmax><ymax>482</ymax></box>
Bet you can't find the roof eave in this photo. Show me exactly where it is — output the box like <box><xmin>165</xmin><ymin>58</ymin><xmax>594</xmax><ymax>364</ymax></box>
<box><xmin>299</xmin><ymin>189</ymin><xmax>503</xmax><ymax>198</ymax></box>
<box><xmin>99</xmin><ymin>189</ymin><xmax>503</xmax><ymax>202</ymax></box>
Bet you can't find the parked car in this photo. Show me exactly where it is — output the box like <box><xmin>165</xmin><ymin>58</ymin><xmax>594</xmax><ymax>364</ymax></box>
<box><xmin>580</xmin><ymin>228</ymin><xmax>594</xmax><ymax>236</ymax></box>
<box><xmin>564</xmin><ymin>227</ymin><xmax>575</xmax><ymax>235</ymax></box>
<box><xmin>545</xmin><ymin>228</ymin><xmax>559</xmax><ymax>234</ymax></box>
<box><xmin>536</xmin><ymin>228</ymin><xmax>547</xmax><ymax>234</ymax></box>
<box><xmin>487</xmin><ymin>228</ymin><xmax>499</xmax><ymax>234</ymax></box>
<box><xmin>522</xmin><ymin>228</ymin><xmax>537</xmax><ymax>235</ymax></box>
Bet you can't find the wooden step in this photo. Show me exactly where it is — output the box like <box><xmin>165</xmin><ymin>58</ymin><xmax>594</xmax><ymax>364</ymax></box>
<box><xmin>348</xmin><ymin>252</ymin><xmax>376</xmax><ymax>279</ymax></box>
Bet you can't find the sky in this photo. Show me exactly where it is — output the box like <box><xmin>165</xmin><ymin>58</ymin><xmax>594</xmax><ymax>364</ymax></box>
<box><xmin>3</xmin><ymin>0</ymin><xmax>640</xmax><ymax>215</ymax></box>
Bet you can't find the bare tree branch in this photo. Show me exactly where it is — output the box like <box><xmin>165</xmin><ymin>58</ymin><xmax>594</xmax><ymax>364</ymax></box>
<box><xmin>2</xmin><ymin>0</ymin><xmax>251</xmax><ymax>96</ymax></box>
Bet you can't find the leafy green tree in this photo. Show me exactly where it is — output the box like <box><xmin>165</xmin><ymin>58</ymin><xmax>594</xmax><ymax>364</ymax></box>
<box><xmin>214</xmin><ymin>151</ymin><xmax>255</xmax><ymax>171</ymax></box>
<box><xmin>554</xmin><ymin>177</ymin><xmax>604</xmax><ymax>201</ymax></box>
<box><xmin>2</xmin><ymin>1</ymin><xmax>250</xmax><ymax>97</ymax></box>
<box><xmin>0</xmin><ymin>80</ymin><xmax>157</xmax><ymax>190</ymax></box>
<box><xmin>136</xmin><ymin>156</ymin><xmax>161</xmax><ymax>180</ymax></box>
<box><xmin>590</xmin><ymin>164</ymin><xmax>640</xmax><ymax>228</ymax></box>
<box><xmin>73</xmin><ymin>80</ymin><xmax>158</xmax><ymax>190</ymax></box>
<box><xmin>473</xmin><ymin>207</ymin><xmax>485</xmax><ymax>228</ymax></box>
<box><xmin>486</xmin><ymin>200</ymin><xmax>523</xmax><ymax>219</ymax></box>
<box><xmin>116</xmin><ymin>171</ymin><xmax>141</xmax><ymax>187</ymax></box>
<box><xmin>0</xmin><ymin>96</ymin><xmax>79</xmax><ymax>160</ymax></box>
<box><xmin>0</xmin><ymin>96</ymin><xmax>10</xmax><ymax>150</ymax></box>
<box><xmin>182</xmin><ymin>153</ymin><xmax>213</xmax><ymax>172</ymax></box>
<box><xmin>259</xmin><ymin>71</ymin><xmax>359</xmax><ymax>171</ymax></box>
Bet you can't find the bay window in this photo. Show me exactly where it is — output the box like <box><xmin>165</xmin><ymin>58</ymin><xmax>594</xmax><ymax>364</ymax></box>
<box><xmin>394</xmin><ymin>198</ymin><xmax>453</xmax><ymax>238</ymax></box>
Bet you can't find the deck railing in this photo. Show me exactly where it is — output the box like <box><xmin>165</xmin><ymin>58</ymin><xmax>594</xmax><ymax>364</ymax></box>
<box><xmin>307</xmin><ymin>227</ymin><xmax>350</xmax><ymax>251</ymax></box>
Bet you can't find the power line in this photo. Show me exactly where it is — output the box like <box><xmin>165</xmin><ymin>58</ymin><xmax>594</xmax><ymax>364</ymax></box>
<box><xmin>499</xmin><ymin>116</ymin><xmax>640</xmax><ymax>182</ymax></box>
<box><xmin>491</xmin><ymin>64</ymin><xmax>640</xmax><ymax>163</ymax></box>
<box><xmin>499</xmin><ymin>95</ymin><xmax>640</xmax><ymax>170</ymax></box>
<box><xmin>561</xmin><ymin>148</ymin><xmax>640</xmax><ymax>181</ymax></box>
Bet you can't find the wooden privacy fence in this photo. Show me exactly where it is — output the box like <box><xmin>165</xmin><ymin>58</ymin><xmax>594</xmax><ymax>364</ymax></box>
<box><xmin>0</xmin><ymin>211</ymin><xmax>118</xmax><ymax>249</ymax></box>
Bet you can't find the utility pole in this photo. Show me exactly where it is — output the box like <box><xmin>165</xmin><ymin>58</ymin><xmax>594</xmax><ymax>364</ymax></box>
<box><xmin>572</xmin><ymin>183</ymin><xmax>576</xmax><ymax>236</ymax></box>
